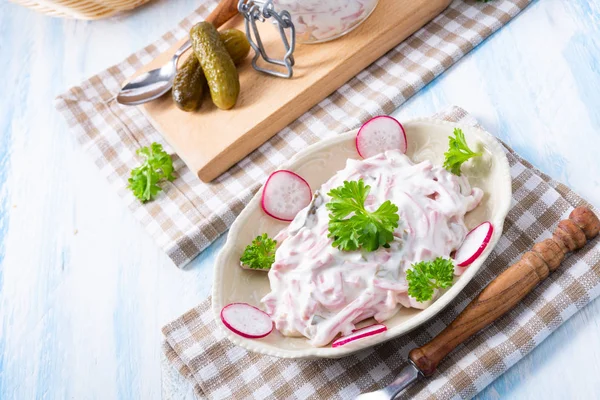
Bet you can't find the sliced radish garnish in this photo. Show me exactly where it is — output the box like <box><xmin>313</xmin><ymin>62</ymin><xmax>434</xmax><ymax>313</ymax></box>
<box><xmin>261</xmin><ymin>170</ymin><xmax>312</xmax><ymax>221</ymax></box>
<box><xmin>355</xmin><ymin>116</ymin><xmax>407</xmax><ymax>158</ymax></box>
<box><xmin>331</xmin><ymin>324</ymin><xmax>387</xmax><ymax>347</ymax></box>
<box><xmin>454</xmin><ymin>221</ymin><xmax>494</xmax><ymax>274</ymax></box>
<box><xmin>220</xmin><ymin>303</ymin><xmax>274</xmax><ymax>339</ymax></box>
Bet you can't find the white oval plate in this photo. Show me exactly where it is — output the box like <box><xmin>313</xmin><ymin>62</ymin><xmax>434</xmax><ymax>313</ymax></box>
<box><xmin>212</xmin><ymin>117</ymin><xmax>512</xmax><ymax>359</ymax></box>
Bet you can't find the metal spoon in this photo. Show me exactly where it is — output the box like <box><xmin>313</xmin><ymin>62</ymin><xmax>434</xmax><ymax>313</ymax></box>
<box><xmin>116</xmin><ymin>0</ymin><xmax>240</xmax><ymax>106</ymax></box>
<box><xmin>117</xmin><ymin>40</ymin><xmax>191</xmax><ymax>105</ymax></box>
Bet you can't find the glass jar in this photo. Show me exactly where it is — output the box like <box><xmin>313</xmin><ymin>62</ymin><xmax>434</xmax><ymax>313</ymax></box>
<box><xmin>272</xmin><ymin>0</ymin><xmax>379</xmax><ymax>44</ymax></box>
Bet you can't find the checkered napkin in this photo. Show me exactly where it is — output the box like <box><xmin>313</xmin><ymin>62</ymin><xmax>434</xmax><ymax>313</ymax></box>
<box><xmin>54</xmin><ymin>0</ymin><xmax>531</xmax><ymax>268</ymax></box>
<box><xmin>161</xmin><ymin>107</ymin><xmax>600</xmax><ymax>400</ymax></box>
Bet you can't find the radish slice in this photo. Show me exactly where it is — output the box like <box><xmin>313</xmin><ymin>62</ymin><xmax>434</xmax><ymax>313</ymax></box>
<box><xmin>355</xmin><ymin>116</ymin><xmax>407</xmax><ymax>158</ymax></box>
<box><xmin>331</xmin><ymin>324</ymin><xmax>387</xmax><ymax>347</ymax></box>
<box><xmin>261</xmin><ymin>170</ymin><xmax>312</xmax><ymax>221</ymax></box>
<box><xmin>220</xmin><ymin>303</ymin><xmax>274</xmax><ymax>339</ymax></box>
<box><xmin>454</xmin><ymin>221</ymin><xmax>494</xmax><ymax>274</ymax></box>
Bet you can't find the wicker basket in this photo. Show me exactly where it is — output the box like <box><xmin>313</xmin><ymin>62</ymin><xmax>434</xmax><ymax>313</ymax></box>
<box><xmin>11</xmin><ymin>0</ymin><xmax>152</xmax><ymax>19</ymax></box>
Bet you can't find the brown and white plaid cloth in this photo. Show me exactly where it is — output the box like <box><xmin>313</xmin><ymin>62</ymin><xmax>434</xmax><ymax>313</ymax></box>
<box><xmin>161</xmin><ymin>107</ymin><xmax>600</xmax><ymax>400</ymax></box>
<box><xmin>52</xmin><ymin>0</ymin><xmax>600</xmax><ymax>396</ymax></box>
<box><xmin>55</xmin><ymin>0</ymin><xmax>531</xmax><ymax>268</ymax></box>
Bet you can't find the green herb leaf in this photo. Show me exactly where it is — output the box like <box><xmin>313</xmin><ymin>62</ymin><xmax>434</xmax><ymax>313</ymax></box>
<box><xmin>127</xmin><ymin>143</ymin><xmax>176</xmax><ymax>203</ymax></box>
<box><xmin>406</xmin><ymin>257</ymin><xmax>455</xmax><ymax>302</ymax></box>
<box><xmin>240</xmin><ymin>233</ymin><xmax>277</xmax><ymax>270</ymax></box>
<box><xmin>443</xmin><ymin>128</ymin><xmax>482</xmax><ymax>176</ymax></box>
<box><xmin>326</xmin><ymin>179</ymin><xmax>399</xmax><ymax>252</ymax></box>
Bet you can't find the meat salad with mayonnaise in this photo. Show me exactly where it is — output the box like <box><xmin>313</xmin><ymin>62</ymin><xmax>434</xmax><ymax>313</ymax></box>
<box><xmin>261</xmin><ymin>150</ymin><xmax>483</xmax><ymax>346</ymax></box>
<box><xmin>223</xmin><ymin>117</ymin><xmax>490</xmax><ymax>348</ymax></box>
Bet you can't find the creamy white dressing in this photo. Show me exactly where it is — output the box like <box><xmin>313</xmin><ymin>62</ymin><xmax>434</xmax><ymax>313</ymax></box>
<box><xmin>273</xmin><ymin>0</ymin><xmax>378</xmax><ymax>43</ymax></box>
<box><xmin>261</xmin><ymin>150</ymin><xmax>483</xmax><ymax>347</ymax></box>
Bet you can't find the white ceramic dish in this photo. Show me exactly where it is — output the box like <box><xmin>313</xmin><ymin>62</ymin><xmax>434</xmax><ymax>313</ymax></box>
<box><xmin>212</xmin><ymin>117</ymin><xmax>512</xmax><ymax>359</ymax></box>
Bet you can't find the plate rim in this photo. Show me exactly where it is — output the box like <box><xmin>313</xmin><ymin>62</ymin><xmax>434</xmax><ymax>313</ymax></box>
<box><xmin>211</xmin><ymin>116</ymin><xmax>512</xmax><ymax>359</ymax></box>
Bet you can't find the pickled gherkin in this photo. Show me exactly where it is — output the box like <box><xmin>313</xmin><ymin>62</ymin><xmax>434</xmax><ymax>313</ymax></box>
<box><xmin>172</xmin><ymin>54</ymin><xmax>206</xmax><ymax>112</ymax></box>
<box><xmin>190</xmin><ymin>22</ymin><xmax>240</xmax><ymax>110</ymax></box>
<box><xmin>172</xmin><ymin>28</ymin><xmax>250</xmax><ymax>112</ymax></box>
<box><xmin>220</xmin><ymin>29</ymin><xmax>251</xmax><ymax>66</ymax></box>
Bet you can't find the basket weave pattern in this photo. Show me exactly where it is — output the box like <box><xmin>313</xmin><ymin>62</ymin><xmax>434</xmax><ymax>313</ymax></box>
<box><xmin>11</xmin><ymin>0</ymin><xmax>152</xmax><ymax>19</ymax></box>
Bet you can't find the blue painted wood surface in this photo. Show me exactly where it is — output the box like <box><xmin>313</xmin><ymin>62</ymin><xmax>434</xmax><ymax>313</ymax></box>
<box><xmin>1</xmin><ymin>0</ymin><xmax>599</xmax><ymax>398</ymax></box>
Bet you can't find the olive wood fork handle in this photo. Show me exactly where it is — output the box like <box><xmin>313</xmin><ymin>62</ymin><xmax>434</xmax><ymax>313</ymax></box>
<box><xmin>409</xmin><ymin>206</ymin><xmax>600</xmax><ymax>377</ymax></box>
<box><xmin>205</xmin><ymin>0</ymin><xmax>240</xmax><ymax>28</ymax></box>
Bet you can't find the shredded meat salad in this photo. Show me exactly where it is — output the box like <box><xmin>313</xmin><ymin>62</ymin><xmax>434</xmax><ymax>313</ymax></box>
<box><xmin>261</xmin><ymin>150</ymin><xmax>483</xmax><ymax>346</ymax></box>
<box><xmin>273</xmin><ymin>0</ymin><xmax>379</xmax><ymax>42</ymax></box>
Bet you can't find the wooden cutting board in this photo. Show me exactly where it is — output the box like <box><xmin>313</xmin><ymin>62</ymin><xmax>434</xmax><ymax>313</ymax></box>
<box><xmin>139</xmin><ymin>0</ymin><xmax>452</xmax><ymax>182</ymax></box>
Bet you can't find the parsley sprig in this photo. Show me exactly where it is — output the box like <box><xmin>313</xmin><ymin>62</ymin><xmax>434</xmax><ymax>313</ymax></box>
<box><xmin>326</xmin><ymin>179</ymin><xmax>399</xmax><ymax>252</ymax></box>
<box><xmin>443</xmin><ymin>128</ymin><xmax>482</xmax><ymax>176</ymax></box>
<box><xmin>406</xmin><ymin>257</ymin><xmax>455</xmax><ymax>302</ymax></box>
<box><xmin>128</xmin><ymin>143</ymin><xmax>176</xmax><ymax>202</ymax></box>
<box><xmin>240</xmin><ymin>233</ymin><xmax>277</xmax><ymax>270</ymax></box>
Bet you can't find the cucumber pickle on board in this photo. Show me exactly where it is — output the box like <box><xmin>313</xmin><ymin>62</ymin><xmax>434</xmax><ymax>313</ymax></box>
<box><xmin>220</xmin><ymin>29</ymin><xmax>251</xmax><ymax>66</ymax></box>
<box><xmin>172</xmin><ymin>55</ymin><xmax>206</xmax><ymax>112</ymax></box>
<box><xmin>172</xmin><ymin>29</ymin><xmax>250</xmax><ymax>112</ymax></box>
<box><xmin>190</xmin><ymin>22</ymin><xmax>240</xmax><ymax>110</ymax></box>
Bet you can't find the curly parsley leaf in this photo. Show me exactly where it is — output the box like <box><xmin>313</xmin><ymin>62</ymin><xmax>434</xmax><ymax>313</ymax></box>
<box><xmin>406</xmin><ymin>257</ymin><xmax>455</xmax><ymax>302</ymax></box>
<box><xmin>127</xmin><ymin>143</ymin><xmax>176</xmax><ymax>203</ymax></box>
<box><xmin>326</xmin><ymin>179</ymin><xmax>399</xmax><ymax>252</ymax></box>
<box><xmin>240</xmin><ymin>233</ymin><xmax>277</xmax><ymax>270</ymax></box>
<box><xmin>443</xmin><ymin>128</ymin><xmax>482</xmax><ymax>176</ymax></box>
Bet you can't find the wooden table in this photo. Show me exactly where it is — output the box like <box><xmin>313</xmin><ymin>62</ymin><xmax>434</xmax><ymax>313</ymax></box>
<box><xmin>1</xmin><ymin>0</ymin><xmax>599</xmax><ymax>398</ymax></box>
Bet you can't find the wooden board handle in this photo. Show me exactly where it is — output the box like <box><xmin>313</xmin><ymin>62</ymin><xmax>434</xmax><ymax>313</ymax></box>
<box><xmin>205</xmin><ymin>0</ymin><xmax>240</xmax><ymax>28</ymax></box>
<box><xmin>409</xmin><ymin>206</ymin><xmax>600</xmax><ymax>377</ymax></box>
